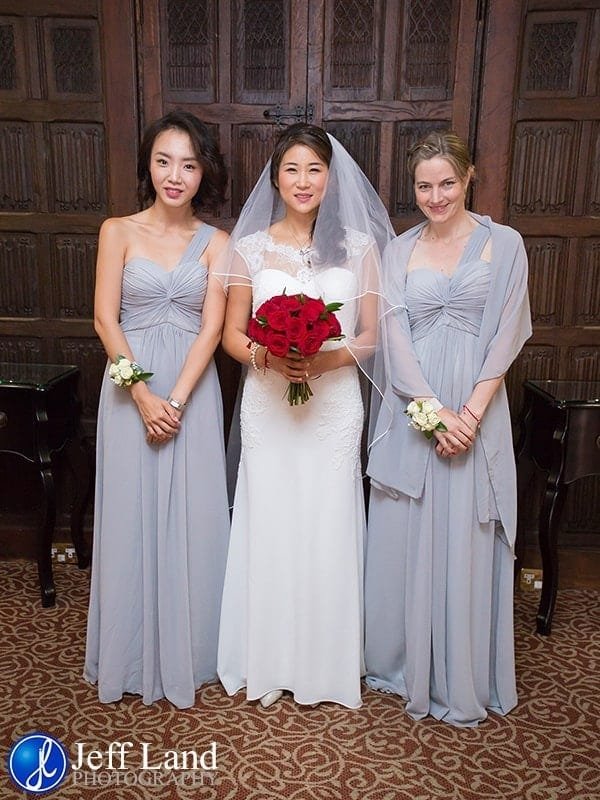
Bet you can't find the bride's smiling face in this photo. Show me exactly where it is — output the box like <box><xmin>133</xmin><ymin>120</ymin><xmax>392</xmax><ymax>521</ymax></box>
<box><xmin>276</xmin><ymin>144</ymin><xmax>329</xmax><ymax>217</ymax></box>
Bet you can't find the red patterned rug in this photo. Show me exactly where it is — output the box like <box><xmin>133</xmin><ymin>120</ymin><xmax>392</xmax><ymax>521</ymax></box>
<box><xmin>0</xmin><ymin>559</ymin><xmax>598</xmax><ymax>799</ymax></box>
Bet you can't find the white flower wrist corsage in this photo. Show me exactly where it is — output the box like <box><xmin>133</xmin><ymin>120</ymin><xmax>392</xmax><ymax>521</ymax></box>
<box><xmin>109</xmin><ymin>355</ymin><xmax>153</xmax><ymax>387</ymax></box>
<box><xmin>405</xmin><ymin>399</ymin><xmax>448</xmax><ymax>440</ymax></box>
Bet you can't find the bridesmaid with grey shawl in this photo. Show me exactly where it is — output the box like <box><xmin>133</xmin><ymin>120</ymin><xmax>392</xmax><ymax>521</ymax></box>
<box><xmin>366</xmin><ymin>131</ymin><xmax>531</xmax><ymax>726</ymax></box>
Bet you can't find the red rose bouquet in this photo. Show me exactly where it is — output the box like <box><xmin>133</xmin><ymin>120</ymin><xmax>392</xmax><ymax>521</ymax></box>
<box><xmin>248</xmin><ymin>292</ymin><xmax>344</xmax><ymax>405</ymax></box>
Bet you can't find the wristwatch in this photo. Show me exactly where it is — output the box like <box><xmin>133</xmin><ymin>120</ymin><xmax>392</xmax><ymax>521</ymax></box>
<box><xmin>167</xmin><ymin>396</ymin><xmax>186</xmax><ymax>410</ymax></box>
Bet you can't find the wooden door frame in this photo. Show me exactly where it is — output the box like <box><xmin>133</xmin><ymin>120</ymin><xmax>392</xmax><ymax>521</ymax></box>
<box><xmin>100</xmin><ymin>0</ymin><xmax>139</xmax><ymax>216</ymax></box>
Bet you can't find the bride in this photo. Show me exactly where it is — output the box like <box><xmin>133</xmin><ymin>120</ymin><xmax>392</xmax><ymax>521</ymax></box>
<box><xmin>217</xmin><ymin>124</ymin><xmax>393</xmax><ymax>708</ymax></box>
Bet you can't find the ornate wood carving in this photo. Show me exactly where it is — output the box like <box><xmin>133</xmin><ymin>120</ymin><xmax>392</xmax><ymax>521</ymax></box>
<box><xmin>524</xmin><ymin>238</ymin><xmax>566</xmax><ymax>326</ymax></box>
<box><xmin>522</xmin><ymin>11</ymin><xmax>586</xmax><ymax>98</ymax></box>
<box><xmin>399</xmin><ymin>0</ymin><xmax>456</xmax><ymax>100</ymax></box>
<box><xmin>326</xmin><ymin>0</ymin><xmax>379</xmax><ymax>97</ymax></box>
<box><xmin>573</xmin><ymin>238</ymin><xmax>600</xmax><ymax>326</ymax></box>
<box><xmin>0</xmin><ymin>336</ymin><xmax>45</xmax><ymax>363</ymax></box>
<box><xmin>231</xmin><ymin>125</ymin><xmax>279</xmax><ymax>215</ymax></box>
<box><xmin>52</xmin><ymin>235</ymin><xmax>96</xmax><ymax>319</ymax></box>
<box><xmin>163</xmin><ymin>0</ymin><xmax>216</xmax><ymax>99</ymax></box>
<box><xmin>59</xmin><ymin>338</ymin><xmax>106</xmax><ymax>421</ymax></box>
<box><xmin>510</xmin><ymin>122</ymin><xmax>577</xmax><ymax>215</ymax></box>
<box><xmin>0</xmin><ymin>234</ymin><xmax>39</xmax><ymax>317</ymax></box>
<box><xmin>0</xmin><ymin>122</ymin><xmax>36</xmax><ymax>211</ymax></box>
<box><xmin>325</xmin><ymin>121</ymin><xmax>379</xmax><ymax>188</ymax></box>
<box><xmin>588</xmin><ymin>123</ymin><xmax>600</xmax><ymax>215</ymax></box>
<box><xmin>48</xmin><ymin>123</ymin><xmax>106</xmax><ymax>213</ymax></box>
<box><xmin>568</xmin><ymin>346</ymin><xmax>599</xmax><ymax>382</ymax></box>
<box><xmin>0</xmin><ymin>21</ymin><xmax>17</xmax><ymax>91</ymax></box>
<box><xmin>44</xmin><ymin>19</ymin><xmax>100</xmax><ymax>99</ymax></box>
<box><xmin>506</xmin><ymin>345</ymin><xmax>558</xmax><ymax>418</ymax></box>
<box><xmin>0</xmin><ymin>17</ymin><xmax>26</xmax><ymax>99</ymax></box>
<box><xmin>234</xmin><ymin>0</ymin><xmax>289</xmax><ymax>103</ymax></box>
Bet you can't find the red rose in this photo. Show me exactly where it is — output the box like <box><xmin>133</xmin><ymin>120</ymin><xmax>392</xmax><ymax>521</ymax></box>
<box><xmin>327</xmin><ymin>314</ymin><xmax>342</xmax><ymax>337</ymax></box>
<box><xmin>247</xmin><ymin>317</ymin><xmax>266</xmax><ymax>344</ymax></box>
<box><xmin>286</xmin><ymin>316</ymin><xmax>308</xmax><ymax>342</ymax></box>
<box><xmin>300</xmin><ymin>333</ymin><xmax>323</xmax><ymax>356</ymax></box>
<box><xmin>265</xmin><ymin>330</ymin><xmax>290</xmax><ymax>358</ymax></box>
<box><xmin>265</xmin><ymin>309</ymin><xmax>290</xmax><ymax>331</ymax></box>
<box><xmin>300</xmin><ymin>297</ymin><xmax>325</xmax><ymax>322</ymax></box>
<box><xmin>312</xmin><ymin>318</ymin><xmax>331</xmax><ymax>341</ymax></box>
<box><xmin>256</xmin><ymin>298</ymin><xmax>278</xmax><ymax>319</ymax></box>
<box><xmin>281</xmin><ymin>294</ymin><xmax>303</xmax><ymax>312</ymax></box>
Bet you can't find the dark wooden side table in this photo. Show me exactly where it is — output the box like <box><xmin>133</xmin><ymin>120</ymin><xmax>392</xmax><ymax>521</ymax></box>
<box><xmin>0</xmin><ymin>363</ymin><xmax>91</xmax><ymax>606</ymax></box>
<box><xmin>516</xmin><ymin>379</ymin><xmax>600</xmax><ymax>635</ymax></box>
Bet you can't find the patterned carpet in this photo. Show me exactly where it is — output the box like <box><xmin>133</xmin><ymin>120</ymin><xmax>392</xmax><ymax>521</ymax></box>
<box><xmin>0</xmin><ymin>559</ymin><xmax>598</xmax><ymax>800</ymax></box>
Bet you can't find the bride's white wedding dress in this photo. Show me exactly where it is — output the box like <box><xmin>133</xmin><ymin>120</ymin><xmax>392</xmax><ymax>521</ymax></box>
<box><xmin>217</xmin><ymin>230</ymin><xmax>370</xmax><ymax>708</ymax></box>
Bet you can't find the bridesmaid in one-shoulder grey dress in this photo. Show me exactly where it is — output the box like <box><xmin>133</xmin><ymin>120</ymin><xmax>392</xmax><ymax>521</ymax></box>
<box><xmin>84</xmin><ymin>222</ymin><xmax>230</xmax><ymax>708</ymax></box>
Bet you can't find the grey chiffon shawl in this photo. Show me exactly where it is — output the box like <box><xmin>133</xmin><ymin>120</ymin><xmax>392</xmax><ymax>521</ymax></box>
<box><xmin>367</xmin><ymin>213</ymin><xmax>532</xmax><ymax>550</ymax></box>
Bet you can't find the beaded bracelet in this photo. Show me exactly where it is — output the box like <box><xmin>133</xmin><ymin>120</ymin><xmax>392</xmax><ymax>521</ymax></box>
<box><xmin>248</xmin><ymin>341</ymin><xmax>269</xmax><ymax>374</ymax></box>
<box><xmin>248</xmin><ymin>341</ymin><xmax>260</xmax><ymax>372</ymax></box>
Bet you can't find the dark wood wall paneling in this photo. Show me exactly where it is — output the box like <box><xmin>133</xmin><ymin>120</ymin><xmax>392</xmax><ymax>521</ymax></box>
<box><xmin>0</xmin><ymin>0</ymin><xmax>597</xmax><ymax>545</ymax></box>
<box><xmin>138</xmin><ymin>0</ymin><xmax>484</xmax><ymax>442</ymax></box>
<box><xmin>0</xmin><ymin>0</ymin><xmax>137</xmax><ymax>536</ymax></box>
<box><xmin>496</xmin><ymin>0</ymin><xmax>600</xmax><ymax>546</ymax></box>
<box><xmin>142</xmin><ymin>0</ymin><xmax>600</xmax><ymax>546</ymax></box>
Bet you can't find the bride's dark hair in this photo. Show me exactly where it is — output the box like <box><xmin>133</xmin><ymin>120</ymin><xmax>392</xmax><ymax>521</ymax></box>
<box><xmin>269</xmin><ymin>123</ymin><xmax>346</xmax><ymax>265</ymax></box>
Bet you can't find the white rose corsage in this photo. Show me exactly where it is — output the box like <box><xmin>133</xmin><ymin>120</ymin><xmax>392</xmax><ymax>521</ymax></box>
<box><xmin>405</xmin><ymin>399</ymin><xmax>447</xmax><ymax>440</ymax></box>
<box><xmin>109</xmin><ymin>355</ymin><xmax>153</xmax><ymax>387</ymax></box>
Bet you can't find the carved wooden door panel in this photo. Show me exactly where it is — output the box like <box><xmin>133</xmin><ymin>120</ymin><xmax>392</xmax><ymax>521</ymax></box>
<box><xmin>0</xmin><ymin>0</ymin><xmax>138</xmax><ymax>434</ymax></box>
<box><xmin>140</xmin><ymin>0</ymin><xmax>480</xmax><ymax>233</ymax></box>
<box><xmin>312</xmin><ymin>0</ymin><xmax>480</xmax><ymax>232</ymax></box>
<box><xmin>139</xmin><ymin>0</ymin><xmax>481</xmax><ymax>430</ymax></box>
<box><xmin>477</xmin><ymin>0</ymin><xmax>600</xmax><ymax>545</ymax></box>
<box><xmin>141</xmin><ymin>0</ymin><xmax>311</xmax><ymax>228</ymax></box>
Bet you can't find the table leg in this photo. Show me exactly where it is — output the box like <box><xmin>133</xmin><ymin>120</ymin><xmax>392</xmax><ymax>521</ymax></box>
<box><xmin>536</xmin><ymin>415</ymin><xmax>568</xmax><ymax>635</ymax></box>
<box><xmin>65</xmin><ymin>437</ymin><xmax>92</xmax><ymax>569</ymax></box>
<box><xmin>37</xmin><ymin>466</ymin><xmax>57</xmax><ymax>607</ymax></box>
<box><xmin>514</xmin><ymin>393</ymin><xmax>534</xmax><ymax>574</ymax></box>
<box><xmin>34</xmin><ymin>398</ymin><xmax>57</xmax><ymax>607</ymax></box>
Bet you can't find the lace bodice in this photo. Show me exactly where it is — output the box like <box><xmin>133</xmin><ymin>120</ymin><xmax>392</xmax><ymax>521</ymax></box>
<box><xmin>235</xmin><ymin>229</ymin><xmax>374</xmax><ymax>339</ymax></box>
<box><xmin>236</xmin><ymin>228</ymin><xmax>373</xmax><ymax>281</ymax></box>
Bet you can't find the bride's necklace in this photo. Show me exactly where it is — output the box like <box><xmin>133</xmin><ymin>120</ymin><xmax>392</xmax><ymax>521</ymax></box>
<box><xmin>286</xmin><ymin>225</ymin><xmax>313</xmax><ymax>265</ymax></box>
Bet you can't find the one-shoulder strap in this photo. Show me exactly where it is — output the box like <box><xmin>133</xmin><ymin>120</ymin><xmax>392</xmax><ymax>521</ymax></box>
<box><xmin>180</xmin><ymin>223</ymin><xmax>217</xmax><ymax>264</ymax></box>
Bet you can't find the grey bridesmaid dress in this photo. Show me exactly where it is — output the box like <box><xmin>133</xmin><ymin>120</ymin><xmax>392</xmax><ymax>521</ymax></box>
<box><xmin>365</xmin><ymin>224</ymin><xmax>518</xmax><ymax>726</ymax></box>
<box><xmin>84</xmin><ymin>224</ymin><xmax>230</xmax><ymax>708</ymax></box>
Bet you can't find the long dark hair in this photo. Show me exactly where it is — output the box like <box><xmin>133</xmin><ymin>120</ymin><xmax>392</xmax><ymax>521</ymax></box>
<box><xmin>269</xmin><ymin>123</ymin><xmax>345</xmax><ymax>265</ymax></box>
<box><xmin>137</xmin><ymin>110</ymin><xmax>227</xmax><ymax>215</ymax></box>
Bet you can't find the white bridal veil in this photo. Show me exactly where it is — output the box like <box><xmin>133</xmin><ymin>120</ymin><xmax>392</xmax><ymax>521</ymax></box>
<box><xmin>217</xmin><ymin>130</ymin><xmax>396</xmax><ymax>479</ymax></box>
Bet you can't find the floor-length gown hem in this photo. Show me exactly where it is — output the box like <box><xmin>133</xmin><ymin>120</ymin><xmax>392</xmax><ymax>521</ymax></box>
<box><xmin>85</xmin><ymin>224</ymin><xmax>229</xmax><ymax>709</ymax></box>
<box><xmin>217</xmin><ymin>232</ymin><xmax>368</xmax><ymax>709</ymax></box>
<box><xmin>365</xmin><ymin>222</ymin><xmax>518</xmax><ymax>728</ymax></box>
